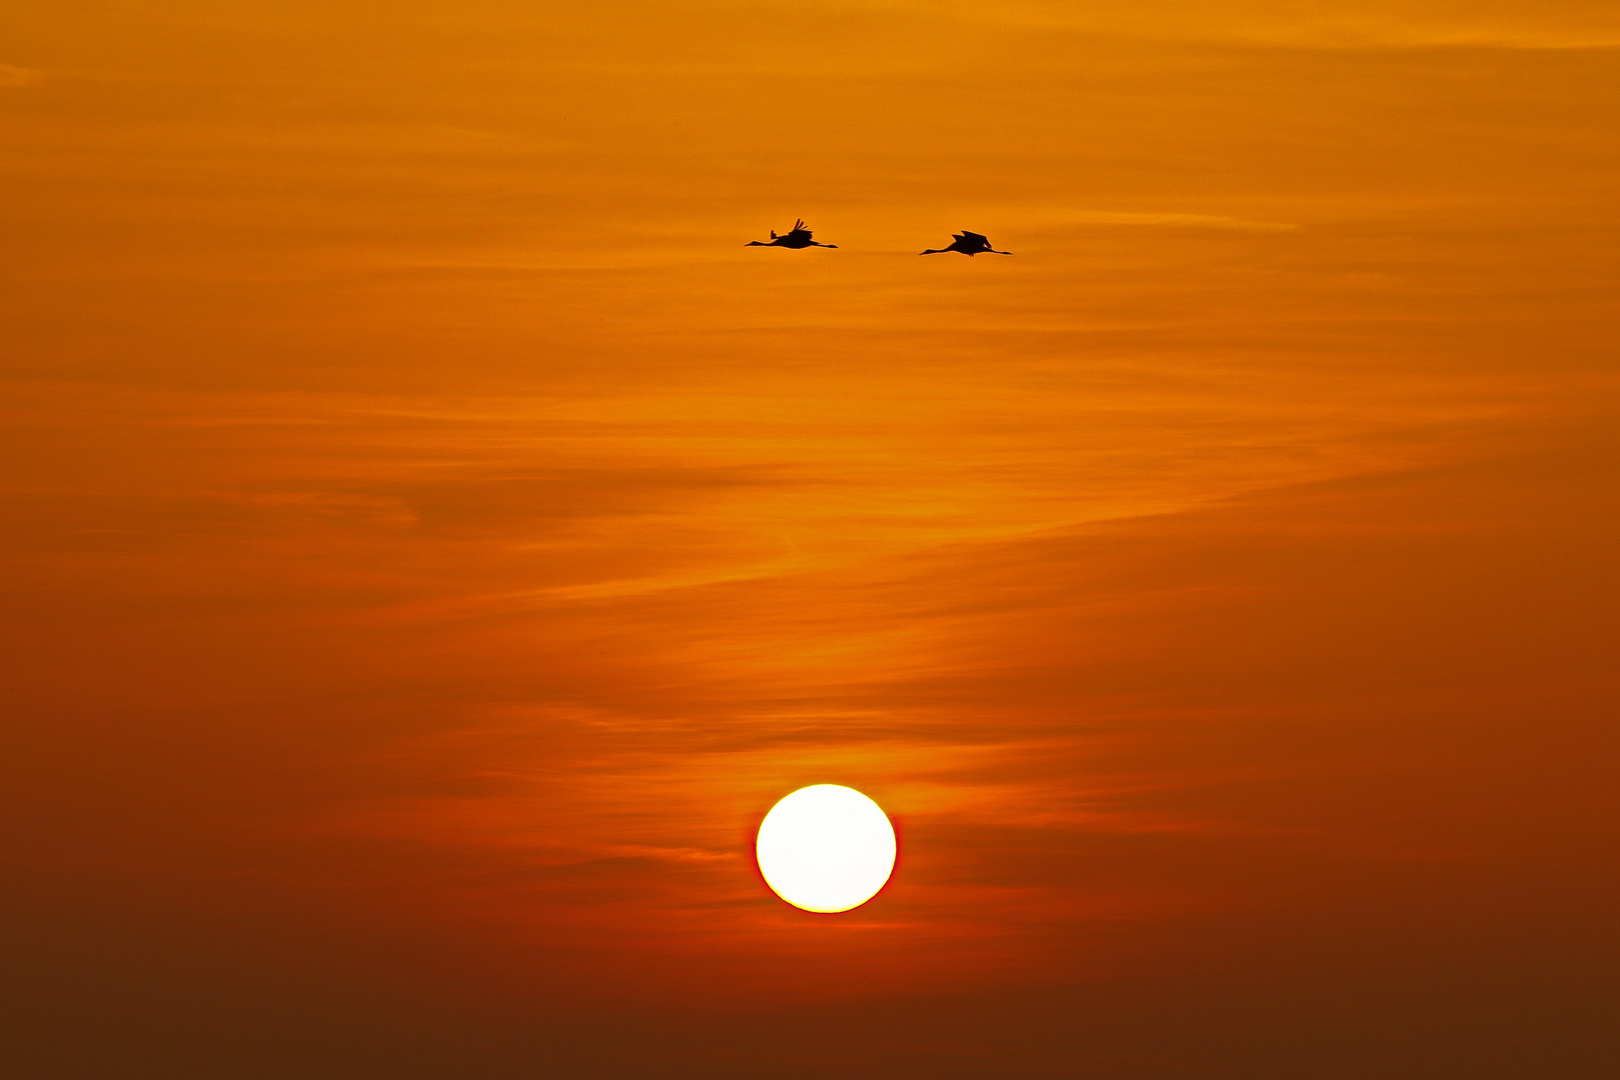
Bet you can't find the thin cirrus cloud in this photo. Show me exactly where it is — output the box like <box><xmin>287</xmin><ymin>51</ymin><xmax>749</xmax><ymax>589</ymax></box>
<box><xmin>0</xmin><ymin>64</ymin><xmax>41</xmax><ymax>86</ymax></box>
<box><xmin>1</xmin><ymin>0</ymin><xmax>1617</xmax><ymax>1075</ymax></box>
<box><xmin>913</xmin><ymin>0</ymin><xmax>1620</xmax><ymax>48</ymax></box>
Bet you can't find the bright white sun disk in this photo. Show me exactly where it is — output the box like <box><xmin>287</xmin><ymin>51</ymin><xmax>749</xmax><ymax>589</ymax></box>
<box><xmin>755</xmin><ymin>785</ymin><xmax>896</xmax><ymax>913</ymax></box>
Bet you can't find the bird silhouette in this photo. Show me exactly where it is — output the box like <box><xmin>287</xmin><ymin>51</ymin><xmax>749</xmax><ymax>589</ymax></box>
<box><xmin>920</xmin><ymin>231</ymin><xmax>1010</xmax><ymax>256</ymax></box>
<box><xmin>745</xmin><ymin>220</ymin><xmax>837</xmax><ymax>249</ymax></box>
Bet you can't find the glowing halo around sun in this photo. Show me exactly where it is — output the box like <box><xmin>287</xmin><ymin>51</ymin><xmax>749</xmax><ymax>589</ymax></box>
<box><xmin>755</xmin><ymin>785</ymin><xmax>897</xmax><ymax>913</ymax></box>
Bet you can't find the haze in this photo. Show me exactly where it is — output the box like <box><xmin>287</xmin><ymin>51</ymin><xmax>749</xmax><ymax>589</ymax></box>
<box><xmin>2</xmin><ymin>2</ymin><xmax>1617</xmax><ymax>1077</ymax></box>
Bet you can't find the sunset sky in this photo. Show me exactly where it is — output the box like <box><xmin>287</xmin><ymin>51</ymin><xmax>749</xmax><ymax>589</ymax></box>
<box><xmin>3</xmin><ymin>2</ymin><xmax>1617</xmax><ymax>1077</ymax></box>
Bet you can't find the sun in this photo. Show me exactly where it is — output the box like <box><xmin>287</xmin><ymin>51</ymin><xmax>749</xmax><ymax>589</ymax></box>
<box><xmin>755</xmin><ymin>785</ymin><xmax>897</xmax><ymax>913</ymax></box>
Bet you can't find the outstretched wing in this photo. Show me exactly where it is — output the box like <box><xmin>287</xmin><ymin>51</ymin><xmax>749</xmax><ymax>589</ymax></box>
<box><xmin>958</xmin><ymin>231</ymin><xmax>989</xmax><ymax>246</ymax></box>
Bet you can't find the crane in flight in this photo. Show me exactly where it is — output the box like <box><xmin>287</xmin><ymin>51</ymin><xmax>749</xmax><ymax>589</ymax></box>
<box><xmin>746</xmin><ymin>220</ymin><xmax>837</xmax><ymax>249</ymax></box>
<box><xmin>920</xmin><ymin>231</ymin><xmax>1010</xmax><ymax>256</ymax></box>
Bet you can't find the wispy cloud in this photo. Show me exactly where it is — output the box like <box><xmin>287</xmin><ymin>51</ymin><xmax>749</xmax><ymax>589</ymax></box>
<box><xmin>0</xmin><ymin>64</ymin><xmax>42</xmax><ymax>87</ymax></box>
<box><xmin>928</xmin><ymin>0</ymin><xmax>1620</xmax><ymax>51</ymax></box>
<box><xmin>1053</xmin><ymin>210</ymin><xmax>1299</xmax><ymax>232</ymax></box>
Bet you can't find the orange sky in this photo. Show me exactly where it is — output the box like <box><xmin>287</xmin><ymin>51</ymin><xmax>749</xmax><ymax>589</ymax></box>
<box><xmin>3</xmin><ymin>2</ymin><xmax>1618</xmax><ymax>1077</ymax></box>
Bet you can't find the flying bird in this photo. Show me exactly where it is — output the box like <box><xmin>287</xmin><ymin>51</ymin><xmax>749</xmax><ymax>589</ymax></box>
<box><xmin>746</xmin><ymin>220</ymin><xmax>837</xmax><ymax>249</ymax></box>
<box><xmin>920</xmin><ymin>231</ymin><xmax>1010</xmax><ymax>256</ymax></box>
